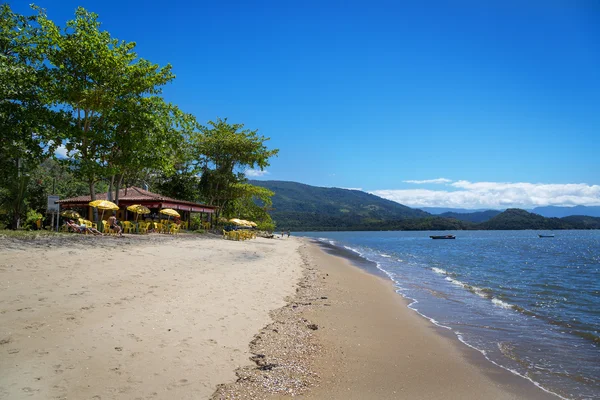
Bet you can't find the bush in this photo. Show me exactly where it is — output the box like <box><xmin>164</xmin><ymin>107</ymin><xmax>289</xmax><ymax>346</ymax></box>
<box><xmin>24</xmin><ymin>209</ymin><xmax>43</xmax><ymax>230</ymax></box>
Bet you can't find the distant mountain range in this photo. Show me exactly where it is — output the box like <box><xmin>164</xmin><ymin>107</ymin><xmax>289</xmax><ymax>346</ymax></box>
<box><xmin>251</xmin><ymin>180</ymin><xmax>600</xmax><ymax>231</ymax></box>
<box><xmin>420</xmin><ymin>207</ymin><xmax>501</xmax><ymax>214</ymax></box>
<box><xmin>439</xmin><ymin>210</ymin><xmax>502</xmax><ymax>223</ymax></box>
<box><xmin>422</xmin><ymin>205</ymin><xmax>600</xmax><ymax>218</ymax></box>
<box><xmin>250</xmin><ymin>180</ymin><xmax>429</xmax><ymax>231</ymax></box>
<box><xmin>531</xmin><ymin>205</ymin><xmax>600</xmax><ymax>218</ymax></box>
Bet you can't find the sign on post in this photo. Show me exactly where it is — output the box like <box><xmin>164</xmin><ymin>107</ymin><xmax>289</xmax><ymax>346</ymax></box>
<box><xmin>47</xmin><ymin>195</ymin><xmax>60</xmax><ymax>212</ymax></box>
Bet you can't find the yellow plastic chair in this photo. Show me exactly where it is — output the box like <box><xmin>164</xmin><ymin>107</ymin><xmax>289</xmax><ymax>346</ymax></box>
<box><xmin>102</xmin><ymin>220</ymin><xmax>115</xmax><ymax>235</ymax></box>
<box><xmin>170</xmin><ymin>224</ymin><xmax>180</xmax><ymax>235</ymax></box>
<box><xmin>138</xmin><ymin>222</ymin><xmax>148</xmax><ymax>234</ymax></box>
<box><xmin>122</xmin><ymin>221</ymin><xmax>133</xmax><ymax>234</ymax></box>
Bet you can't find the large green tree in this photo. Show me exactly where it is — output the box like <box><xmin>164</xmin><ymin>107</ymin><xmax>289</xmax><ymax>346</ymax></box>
<box><xmin>0</xmin><ymin>4</ymin><xmax>66</xmax><ymax>228</ymax></box>
<box><xmin>194</xmin><ymin>118</ymin><xmax>278</xmax><ymax>216</ymax></box>
<box><xmin>36</xmin><ymin>6</ymin><xmax>174</xmax><ymax>204</ymax></box>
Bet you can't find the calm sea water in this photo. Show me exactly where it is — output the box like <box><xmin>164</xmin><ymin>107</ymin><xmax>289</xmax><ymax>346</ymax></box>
<box><xmin>299</xmin><ymin>230</ymin><xmax>600</xmax><ymax>400</ymax></box>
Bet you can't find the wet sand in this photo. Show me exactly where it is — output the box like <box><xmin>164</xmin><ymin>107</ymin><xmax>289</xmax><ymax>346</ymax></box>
<box><xmin>214</xmin><ymin>239</ymin><xmax>559</xmax><ymax>399</ymax></box>
<box><xmin>299</xmin><ymin>241</ymin><xmax>558</xmax><ymax>400</ymax></box>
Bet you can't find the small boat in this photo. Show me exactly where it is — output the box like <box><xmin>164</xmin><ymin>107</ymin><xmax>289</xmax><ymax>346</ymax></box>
<box><xmin>430</xmin><ymin>235</ymin><xmax>456</xmax><ymax>239</ymax></box>
<box><xmin>538</xmin><ymin>234</ymin><xmax>555</xmax><ymax>238</ymax></box>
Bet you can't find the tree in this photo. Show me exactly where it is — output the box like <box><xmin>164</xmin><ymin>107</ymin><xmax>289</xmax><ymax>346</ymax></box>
<box><xmin>228</xmin><ymin>183</ymin><xmax>276</xmax><ymax>231</ymax></box>
<box><xmin>102</xmin><ymin>99</ymin><xmax>192</xmax><ymax>204</ymax></box>
<box><xmin>194</xmin><ymin>118</ymin><xmax>278</xmax><ymax>216</ymax></box>
<box><xmin>36</xmin><ymin>6</ymin><xmax>174</xmax><ymax>206</ymax></box>
<box><xmin>0</xmin><ymin>4</ymin><xmax>67</xmax><ymax>228</ymax></box>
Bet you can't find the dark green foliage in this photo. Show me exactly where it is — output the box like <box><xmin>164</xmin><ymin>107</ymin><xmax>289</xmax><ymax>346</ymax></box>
<box><xmin>251</xmin><ymin>182</ymin><xmax>600</xmax><ymax>232</ymax></box>
<box><xmin>478</xmin><ymin>209</ymin><xmax>564</xmax><ymax>230</ymax></box>
<box><xmin>559</xmin><ymin>215</ymin><xmax>600</xmax><ymax>229</ymax></box>
<box><xmin>439</xmin><ymin>210</ymin><xmax>502</xmax><ymax>223</ymax></box>
<box><xmin>250</xmin><ymin>180</ymin><xmax>431</xmax><ymax>231</ymax></box>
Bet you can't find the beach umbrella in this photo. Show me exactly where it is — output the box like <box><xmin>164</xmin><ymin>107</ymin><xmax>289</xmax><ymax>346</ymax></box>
<box><xmin>228</xmin><ymin>218</ymin><xmax>244</xmax><ymax>225</ymax></box>
<box><xmin>60</xmin><ymin>210</ymin><xmax>80</xmax><ymax>219</ymax></box>
<box><xmin>127</xmin><ymin>204</ymin><xmax>151</xmax><ymax>221</ymax></box>
<box><xmin>160</xmin><ymin>208</ymin><xmax>180</xmax><ymax>229</ymax></box>
<box><xmin>89</xmin><ymin>200</ymin><xmax>119</xmax><ymax>226</ymax></box>
<box><xmin>248</xmin><ymin>221</ymin><xmax>257</xmax><ymax>227</ymax></box>
<box><xmin>89</xmin><ymin>200</ymin><xmax>119</xmax><ymax>210</ymax></box>
<box><xmin>127</xmin><ymin>204</ymin><xmax>150</xmax><ymax>214</ymax></box>
<box><xmin>159</xmin><ymin>208</ymin><xmax>180</xmax><ymax>217</ymax></box>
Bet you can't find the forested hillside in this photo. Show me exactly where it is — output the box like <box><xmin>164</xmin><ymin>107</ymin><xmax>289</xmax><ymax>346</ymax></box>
<box><xmin>250</xmin><ymin>180</ymin><xmax>430</xmax><ymax>230</ymax></box>
<box><xmin>252</xmin><ymin>181</ymin><xmax>600</xmax><ymax>231</ymax></box>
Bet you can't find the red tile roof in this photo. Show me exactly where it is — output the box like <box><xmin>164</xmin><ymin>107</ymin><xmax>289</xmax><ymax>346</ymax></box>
<box><xmin>57</xmin><ymin>186</ymin><xmax>216</xmax><ymax>212</ymax></box>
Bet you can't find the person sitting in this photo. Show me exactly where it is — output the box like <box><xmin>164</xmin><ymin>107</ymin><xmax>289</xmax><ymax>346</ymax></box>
<box><xmin>67</xmin><ymin>220</ymin><xmax>102</xmax><ymax>235</ymax></box>
<box><xmin>108</xmin><ymin>214</ymin><xmax>123</xmax><ymax>236</ymax></box>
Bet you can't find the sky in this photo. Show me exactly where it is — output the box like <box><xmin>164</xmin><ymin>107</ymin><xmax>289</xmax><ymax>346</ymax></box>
<box><xmin>13</xmin><ymin>0</ymin><xmax>600</xmax><ymax>209</ymax></box>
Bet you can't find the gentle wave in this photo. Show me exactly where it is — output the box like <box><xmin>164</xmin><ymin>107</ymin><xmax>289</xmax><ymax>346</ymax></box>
<box><xmin>310</xmin><ymin>236</ymin><xmax>588</xmax><ymax>399</ymax></box>
<box><xmin>492</xmin><ymin>298</ymin><xmax>514</xmax><ymax>309</ymax></box>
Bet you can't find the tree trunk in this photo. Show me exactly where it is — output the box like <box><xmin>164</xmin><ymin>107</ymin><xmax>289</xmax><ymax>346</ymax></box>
<box><xmin>89</xmin><ymin>180</ymin><xmax>98</xmax><ymax>222</ymax></box>
<box><xmin>12</xmin><ymin>213</ymin><xmax>20</xmax><ymax>230</ymax></box>
<box><xmin>114</xmin><ymin>174</ymin><xmax>123</xmax><ymax>205</ymax></box>
<box><xmin>108</xmin><ymin>176</ymin><xmax>114</xmax><ymax>202</ymax></box>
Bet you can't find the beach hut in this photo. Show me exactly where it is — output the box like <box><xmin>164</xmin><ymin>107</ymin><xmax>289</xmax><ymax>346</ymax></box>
<box><xmin>57</xmin><ymin>186</ymin><xmax>217</xmax><ymax>229</ymax></box>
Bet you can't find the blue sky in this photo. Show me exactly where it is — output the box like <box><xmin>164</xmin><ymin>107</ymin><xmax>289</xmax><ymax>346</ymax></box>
<box><xmin>14</xmin><ymin>1</ymin><xmax>600</xmax><ymax>208</ymax></box>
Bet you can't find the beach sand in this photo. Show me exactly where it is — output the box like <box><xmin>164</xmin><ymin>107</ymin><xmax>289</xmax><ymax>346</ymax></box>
<box><xmin>297</xmin><ymin>242</ymin><xmax>558</xmax><ymax>400</ymax></box>
<box><xmin>0</xmin><ymin>234</ymin><xmax>303</xmax><ymax>399</ymax></box>
<box><xmin>1</xmin><ymin>234</ymin><xmax>559</xmax><ymax>399</ymax></box>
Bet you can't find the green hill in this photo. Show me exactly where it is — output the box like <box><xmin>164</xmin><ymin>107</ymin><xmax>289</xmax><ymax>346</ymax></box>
<box><xmin>560</xmin><ymin>215</ymin><xmax>600</xmax><ymax>229</ymax></box>
<box><xmin>250</xmin><ymin>180</ymin><xmax>430</xmax><ymax>230</ymax></box>
<box><xmin>250</xmin><ymin>181</ymin><xmax>600</xmax><ymax>231</ymax></box>
<box><xmin>479</xmin><ymin>209</ymin><xmax>564</xmax><ymax>230</ymax></box>
<box><xmin>440</xmin><ymin>210</ymin><xmax>501</xmax><ymax>223</ymax></box>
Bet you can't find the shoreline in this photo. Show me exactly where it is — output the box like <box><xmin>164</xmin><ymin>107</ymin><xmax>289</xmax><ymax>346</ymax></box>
<box><xmin>213</xmin><ymin>238</ymin><xmax>559</xmax><ymax>399</ymax></box>
<box><xmin>301</xmin><ymin>239</ymin><xmax>559</xmax><ymax>399</ymax></box>
<box><xmin>0</xmin><ymin>234</ymin><xmax>566</xmax><ymax>399</ymax></box>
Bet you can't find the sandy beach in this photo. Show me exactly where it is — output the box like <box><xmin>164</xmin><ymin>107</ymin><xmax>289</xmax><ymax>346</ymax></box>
<box><xmin>1</xmin><ymin>234</ymin><xmax>559</xmax><ymax>399</ymax></box>
<box><xmin>0</xmin><ymin>234</ymin><xmax>303</xmax><ymax>399</ymax></box>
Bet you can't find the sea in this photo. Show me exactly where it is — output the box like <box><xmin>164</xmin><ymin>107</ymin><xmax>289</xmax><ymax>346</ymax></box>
<box><xmin>298</xmin><ymin>230</ymin><xmax>600</xmax><ymax>400</ymax></box>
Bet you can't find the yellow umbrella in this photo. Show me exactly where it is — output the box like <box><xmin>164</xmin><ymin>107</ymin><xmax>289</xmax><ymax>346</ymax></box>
<box><xmin>127</xmin><ymin>204</ymin><xmax>151</xmax><ymax>223</ymax></box>
<box><xmin>60</xmin><ymin>210</ymin><xmax>80</xmax><ymax>219</ymax></box>
<box><xmin>228</xmin><ymin>218</ymin><xmax>244</xmax><ymax>225</ymax></box>
<box><xmin>160</xmin><ymin>208</ymin><xmax>180</xmax><ymax>230</ymax></box>
<box><xmin>160</xmin><ymin>208</ymin><xmax>180</xmax><ymax>217</ymax></box>
<box><xmin>89</xmin><ymin>200</ymin><xmax>119</xmax><ymax>210</ymax></box>
<box><xmin>127</xmin><ymin>204</ymin><xmax>150</xmax><ymax>214</ymax></box>
<box><xmin>89</xmin><ymin>200</ymin><xmax>119</xmax><ymax>226</ymax></box>
<box><xmin>248</xmin><ymin>221</ymin><xmax>257</xmax><ymax>227</ymax></box>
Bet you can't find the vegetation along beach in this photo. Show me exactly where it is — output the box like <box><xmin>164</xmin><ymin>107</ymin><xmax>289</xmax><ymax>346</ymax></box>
<box><xmin>2</xmin><ymin>2</ymin><xmax>598</xmax><ymax>400</ymax></box>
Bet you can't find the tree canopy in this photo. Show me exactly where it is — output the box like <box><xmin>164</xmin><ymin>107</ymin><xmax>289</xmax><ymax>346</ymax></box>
<box><xmin>0</xmin><ymin>4</ymin><xmax>279</xmax><ymax>230</ymax></box>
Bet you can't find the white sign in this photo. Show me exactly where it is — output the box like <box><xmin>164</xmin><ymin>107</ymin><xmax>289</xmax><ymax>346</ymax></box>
<box><xmin>47</xmin><ymin>195</ymin><xmax>60</xmax><ymax>212</ymax></box>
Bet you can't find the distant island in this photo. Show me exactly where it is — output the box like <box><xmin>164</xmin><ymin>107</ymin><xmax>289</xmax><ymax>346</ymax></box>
<box><xmin>251</xmin><ymin>181</ymin><xmax>600</xmax><ymax>231</ymax></box>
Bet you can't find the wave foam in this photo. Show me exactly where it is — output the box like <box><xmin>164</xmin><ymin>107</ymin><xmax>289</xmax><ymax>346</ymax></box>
<box><xmin>492</xmin><ymin>298</ymin><xmax>514</xmax><ymax>310</ymax></box>
<box><xmin>432</xmin><ymin>267</ymin><xmax>447</xmax><ymax>275</ymax></box>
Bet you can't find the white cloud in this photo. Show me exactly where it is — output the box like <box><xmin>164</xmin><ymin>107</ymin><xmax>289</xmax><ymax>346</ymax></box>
<box><xmin>55</xmin><ymin>145</ymin><xmax>69</xmax><ymax>159</ymax></box>
<box><xmin>371</xmin><ymin>181</ymin><xmax>600</xmax><ymax>209</ymax></box>
<box><xmin>403</xmin><ymin>178</ymin><xmax>453</xmax><ymax>184</ymax></box>
<box><xmin>245</xmin><ymin>169</ymin><xmax>269</xmax><ymax>177</ymax></box>
<box><xmin>338</xmin><ymin>187</ymin><xmax>363</xmax><ymax>191</ymax></box>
